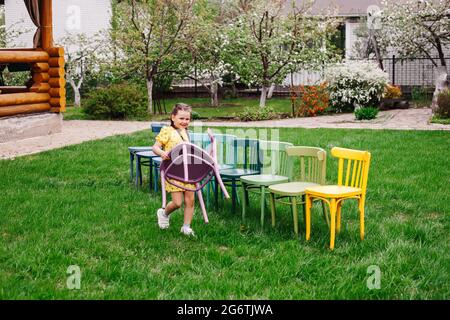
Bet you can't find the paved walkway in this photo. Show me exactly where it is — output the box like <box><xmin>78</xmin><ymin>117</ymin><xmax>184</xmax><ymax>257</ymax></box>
<box><xmin>0</xmin><ymin>120</ymin><xmax>149</xmax><ymax>160</ymax></box>
<box><xmin>202</xmin><ymin>108</ymin><xmax>450</xmax><ymax>130</ymax></box>
<box><xmin>0</xmin><ymin>108</ymin><xmax>448</xmax><ymax>160</ymax></box>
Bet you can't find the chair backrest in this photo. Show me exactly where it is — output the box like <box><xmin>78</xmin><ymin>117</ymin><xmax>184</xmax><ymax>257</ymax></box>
<box><xmin>213</xmin><ymin>133</ymin><xmax>237</xmax><ymax>167</ymax></box>
<box><xmin>259</xmin><ymin>140</ymin><xmax>293</xmax><ymax>176</ymax></box>
<box><xmin>190</xmin><ymin>132</ymin><xmax>210</xmax><ymax>148</ymax></box>
<box><xmin>151</xmin><ymin>122</ymin><xmax>164</xmax><ymax>136</ymax></box>
<box><xmin>331</xmin><ymin>147</ymin><xmax>371</xmax><ymax>192</ymax></box>
<box><xmin>286</xmin><ymin>146</ymin><xmax>326</xmax><ymax>184</ymax></box>
<box><xmin>233</xmin><ymin>138</ymin><xmax>262</xmax><ymax>172</ymax></box>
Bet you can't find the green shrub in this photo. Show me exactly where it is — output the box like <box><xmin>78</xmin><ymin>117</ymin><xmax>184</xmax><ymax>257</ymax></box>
<box><xmin>191</xmin><ymin>111</ymin><xmax>201</xmax><ymax>120</ymax></box>
<box><xmin>83</xmin><ymin>83</ymin><xmax>147</xmax><ymax>119</ymax></box>
<box><xmin>355</xmin><ymin>106</ymin><xmax>379</xmax><ymax>120</ymax></box>
<box><xmin>411</xmin><ymin>86</ymin><xmax>431</xmax><ymax>101</ymax></box>
<box><xmin>238</xmin><ymin>106</ymin><xmax>277</xmax><ymax>121</ymax></box>
<box><xmin>436</xmin><ymin>89</ymin><xmax>450</xmax><ymax>118</ymax></box>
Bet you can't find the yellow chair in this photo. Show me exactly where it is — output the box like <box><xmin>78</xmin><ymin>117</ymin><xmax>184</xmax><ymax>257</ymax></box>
<box><xmin>305</xmin><ymin>147</ymin><xmax>371</xmax><ymax>250</ymax></box>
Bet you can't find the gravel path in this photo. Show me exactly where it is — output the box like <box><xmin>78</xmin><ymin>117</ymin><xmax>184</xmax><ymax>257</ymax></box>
<box><xmin>0</xmin><ymin>108</ymin><xmax>448</xmax><ymax>160</ymax></box>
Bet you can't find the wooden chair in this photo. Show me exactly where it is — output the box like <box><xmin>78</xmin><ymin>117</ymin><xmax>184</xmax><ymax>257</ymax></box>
<box><xmin>305</xmin><ymin>147</ymin><xmax>371</xmax><ymax>250</ymax></box>
<box><xmin>268</xmin><ymin>146</ymin><xmax>327</xmax><ymax>236</ymax></box>
<box><xmin>240</xmin><ymin>140</ymin><xmax>293</xmax><ymax>227</ymax></box>
<box><xmin>219</xmin><ymin>138</ymin><xmax>261</xmax><ymax>213</ymax></box>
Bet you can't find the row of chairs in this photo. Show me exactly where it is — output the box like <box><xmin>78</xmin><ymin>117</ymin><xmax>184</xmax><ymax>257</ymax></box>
<box><xmin>129</xmin><ymin>124</ymin><xmax>371</xmax><ymax>250</ymax></box>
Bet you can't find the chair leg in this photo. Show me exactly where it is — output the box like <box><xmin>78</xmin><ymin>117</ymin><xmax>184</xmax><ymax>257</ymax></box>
<box><xmin>149</xmin><ymin>158</ymin><xmax>153</xmax><ymax>188</ymax></box>
<box><xmin>305</xmin><ymin>194</ymin><xmax>311</xmax><ymax>240</ymax></box>
<box><xmin>260</xmin><ymin>185</ymin><xmax>265</xmax><ymax>228</ymax></box>
<box><xmin>322</xmin><ymin>200</ymin><xmax>330</xmax><ymax>228</ymax></box>
<box><xmin>214</xmin><ymin>179</ymin><xmax>219</xmax><ymax>211</ymax></box>
<box><xmin>291</xmin><ymin>196</ymin><xmax>299</xmax><ymax>236</ymax></box>
<box><xmin>153</xmin><ymin>165</ymin><xmax>159</xmax><ymax>192</ymax></box>
<box><xmin>241</xmin><ymin>182</ymin><xmax>247</xmax><ymax>223</ymax></box>
<box><xmin>129</xmin><ymin>152</ymin><xmax>134</xmax><ymax>181</ymax></box>
<box><xmin>359</xmin><ymin>197</ymin><xmax>365</xmax><ymax>240</ymax></box>
<box><xmin>336</xmin><ymin>201</ymin><xmax>342</xmax><ymax>233</ymax></box>
<box><xmin>148</xmin><ymin>162</ymin><xmax>152</xmax><ymax>192</ymax></box>
<box><xmin>135</xmin><ymin>156</ymin><xmax>141</xmax><ymax>187</ymax></box>
<box><xmin>231</xmin><ymin>179</ymin><xmax>237</xmax><ymax>213</ymax></box>
<box><xmin>302</xmin><ymin>195</ymin><xmax>306</xmax><ymax>227</ymax></box>
<box><xmin>206</xmin><ymin>181</ymin><xmax>211</xmax><ymax>208</ymax></box>
<box><xmin>329</xmin><ymin>199</ymin><xmax>337</xmax><ymax>250</ymax></box>
<box><xmin>269</xmin><ymin>193</ymin><xmax>276</xmax><ymax>228</ymax></box>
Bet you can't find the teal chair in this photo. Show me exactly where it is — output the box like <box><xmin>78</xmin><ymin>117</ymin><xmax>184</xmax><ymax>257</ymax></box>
<box><xmin>240</xmin><ymin>140</ymin><xmax>293</xmax><ymax>227</ymax></box>
<box><xmin>206</xmin><ymin>133</ymin><xmax>237</xmax><ymax>208</ymax></box>
<box><xmin>129</xmin><ymin>123</ymin><xmax>164</xmax><ymax>185</ymax></box>
<box><xmin>219</xmin><ymin>138</ymin><xmax>262</xmax><ymax>213</ymax></box>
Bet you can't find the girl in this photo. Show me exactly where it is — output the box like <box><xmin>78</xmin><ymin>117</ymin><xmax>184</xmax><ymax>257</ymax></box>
<box><xmin>152</xmin><ymin>103</ymin><xmax>196</xmax><ymax>236</ymax></box>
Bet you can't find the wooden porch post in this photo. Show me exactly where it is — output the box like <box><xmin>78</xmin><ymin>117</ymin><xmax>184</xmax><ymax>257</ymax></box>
<box><xmin>40</xmin><ymin>0</ymin><xmax>53</xmax><ymax>49</ymax></box>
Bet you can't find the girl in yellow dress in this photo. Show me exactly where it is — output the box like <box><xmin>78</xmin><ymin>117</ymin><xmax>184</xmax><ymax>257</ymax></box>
<box><xmin>152</xmin><ymin>103</ymin><xmax>196</xmax><ymax>236</ymax></box>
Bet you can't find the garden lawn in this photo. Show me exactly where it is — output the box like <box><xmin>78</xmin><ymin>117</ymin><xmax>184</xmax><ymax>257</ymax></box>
<box><xmin>0</xmin><ymin>128</ymin><xmax>449</xmax><ymax>299</ymax></box>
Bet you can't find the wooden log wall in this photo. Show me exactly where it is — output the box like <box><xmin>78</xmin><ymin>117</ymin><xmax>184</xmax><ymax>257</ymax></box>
<box><xmin>47</xmin><ymin>47</ymin><xmax>66</xmax><ymax>113</ymax></box>
<box><xmin>0</xmin><ymin>47</ymin><xmax>65</xmax><ymax>118</ymax></box>
<box><xmin>0</xmin><ymin>50</ymin><xmax>50</xmax><ymax>117</ymax></box>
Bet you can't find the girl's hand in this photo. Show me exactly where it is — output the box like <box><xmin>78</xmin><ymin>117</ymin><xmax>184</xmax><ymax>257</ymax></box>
<box><xmin>161</xmin><ymin>151</ymin><xmax>170</xmax><ymax>160</ymax></box>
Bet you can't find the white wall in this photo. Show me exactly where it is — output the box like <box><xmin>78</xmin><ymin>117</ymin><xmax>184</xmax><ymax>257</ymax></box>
<box><xmin>5</xmin><ymin>0</ymin><xmax>112</xmax><ymax>48</ymax></box>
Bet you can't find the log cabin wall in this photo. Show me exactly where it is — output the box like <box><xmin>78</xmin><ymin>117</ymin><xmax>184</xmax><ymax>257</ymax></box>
<box><xmin>0</xmin><ymin>48</ymin><xmax>65</xmax><ymax>118</ymax></box>
<box><xmin>0</xmin><ymin>0</ymin><xmax>65</xmax><ymax>118</ymax></box>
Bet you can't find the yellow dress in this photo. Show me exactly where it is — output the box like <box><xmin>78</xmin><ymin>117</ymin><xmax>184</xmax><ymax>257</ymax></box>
<box><xmin>155</xmin><ymin>126</ymin><xmax>195</xmax><ymax>193</ymax></box>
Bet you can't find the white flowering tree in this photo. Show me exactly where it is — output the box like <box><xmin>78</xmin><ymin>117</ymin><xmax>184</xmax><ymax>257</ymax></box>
<box><xmin>380</xmin><ymin>0</ymin><xmax>450</xmax><ymax>111</ymax></box>
<box><xmin>224</xmin><ymin>0</ymin><xmax>341</xmax><ymax>108</ymax></box>
<box><xmin>57</xmin><ymin>33</ymin><xmax>106</xmax><ymax>108</ymax></box>
<box><xmin>179</xmin><ymin>2</ymin><xmax>230</xmax><ymax>107</ymax></box>
<box><xmin>325</xmin><ymin>60</ymin><xmax>389</xmax><ymax>112</ymax></box>
<box><xmin>113</xmin><ymin>0</ymin><xmax>196</xmax><ymax>115</ymax></box>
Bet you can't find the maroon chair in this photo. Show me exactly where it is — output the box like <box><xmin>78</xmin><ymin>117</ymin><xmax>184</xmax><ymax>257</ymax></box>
<box><xmin>159</xmin><ymin>131</ymin><xmax>229</xmax><ymax>223</ymax></box>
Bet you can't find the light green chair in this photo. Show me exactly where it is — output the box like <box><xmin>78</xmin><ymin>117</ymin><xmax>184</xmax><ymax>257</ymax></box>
<box><xmin>268</xmin><ymin>146</ymin><xmax>327</xmax><ymax>236</ymax></box>
<box><xmin>240</xmin><ymin>140</ymin><xmax>293</xmax><ymax>227</ymax></box>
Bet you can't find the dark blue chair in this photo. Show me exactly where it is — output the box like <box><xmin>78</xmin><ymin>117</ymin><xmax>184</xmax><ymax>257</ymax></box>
<box><xmin>218</xmin><ymin>138</ymin><xmax>262</xmax><ymax>213</ymax></box>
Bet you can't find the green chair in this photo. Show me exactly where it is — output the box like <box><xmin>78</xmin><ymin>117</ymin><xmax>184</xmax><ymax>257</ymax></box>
<box><xmin>268</xmin><ymin>146</ymin><xmax>327</xmax><ymax>236</ymax></box>
<box><xmin>240</xmin><ymin>140</ymin><xmax>293</xmax><ymax>227</ymax></box>
<box><xmin>219</xmin><ymin>138</ymin><xmax>261</xmax><ymax>213</ymax></box>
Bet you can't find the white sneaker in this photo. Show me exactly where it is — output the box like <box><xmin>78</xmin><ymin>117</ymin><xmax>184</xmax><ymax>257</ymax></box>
<box><xmin>180</xmin><ymin>225</ymin><xmax>195</xmax><ymax>237</ymax></box>
<box><xmin>157</xmin><ymin>208</ymin><xmax>170</xmax><ymax>229</ymax></box>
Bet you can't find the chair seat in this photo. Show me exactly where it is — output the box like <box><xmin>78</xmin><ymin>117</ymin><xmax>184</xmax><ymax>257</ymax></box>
<box><xmin>305</xmin><ymin>185</ymin><xmax>362</xmax><ymax>198</ymax></box>
<box><xmin>135</xmin><ymin>151</ymin><xmax>157</xmax><ymax>158</ymax></box>
<box><xmin>268</xmin><ymin>181</ymin><xmax>320</xmax><ymax>196</ymax></box>
<box><xmin>240</xmin><ymin>174</ymin><xmax>289</xmax><ymax>186</ymax></box>
<box><xmin>220</xmin><ymin>168</ymin><xmax>259</xmax><ymax>178</ymax></box>
<box><xmin>128</xmin><ymin>146</ymin><xmax>152</xmax><ymax>153</ymax></box>
<box><xmin>219</xmin><ymin>164</ymin><xmax>234</xmax><ymax>170</ymax></box>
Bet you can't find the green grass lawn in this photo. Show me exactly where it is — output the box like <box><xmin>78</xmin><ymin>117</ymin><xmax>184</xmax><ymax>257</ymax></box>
<box><xmin>63</xmin><ymin>97</ymin><xmax>294</xmax><ymax>121</ymax></box>
<box><xmin>1</xmin><ymin>127</ymin><xmax>449</xmax><ymax>299</ymax></box>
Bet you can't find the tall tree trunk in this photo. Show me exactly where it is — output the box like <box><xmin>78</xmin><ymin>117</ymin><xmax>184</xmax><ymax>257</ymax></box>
<box><xmin>267</xmin><ymin>83</ymin><xmax>276</xmax><ymax>99</ymax></box>
<box><xmin>211</xmin><ymin>81</ymin><xmax>219</xmax><ymax>107</ymax></box>
<box><xmin>259</xmin><ymin>85</ymin><xmax>267</xmax><ymax>108</ymax></box>
<box><xmin>431</xmin><ymin>66</ymin><xmax>449</xmax><ymax>114</ymax></box>
<box><xmin>146</xmin><ymin>77</ymin><xmax>154</xmax><ymax>115</ymax></box>
<box><xmin>68</xmin><ymin>76</ymin><xmax>81</xmax><ymax>107</ymax></box>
